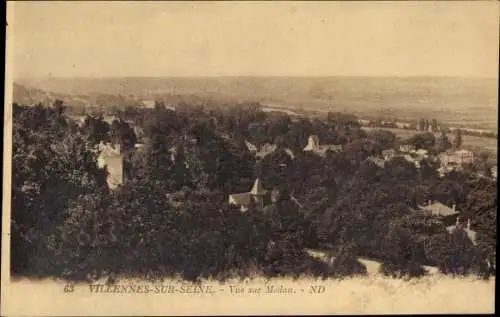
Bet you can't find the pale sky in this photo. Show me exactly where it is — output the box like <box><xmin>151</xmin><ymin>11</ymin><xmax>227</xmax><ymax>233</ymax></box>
<box><xmin>7</xmin><ymin>1</ymin><xmax>500</xmax><ymax>78</ymax></box>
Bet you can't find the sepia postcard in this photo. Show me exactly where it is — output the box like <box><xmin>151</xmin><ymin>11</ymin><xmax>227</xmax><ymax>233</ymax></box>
<box><xmin>2</xmin><ymin>1</ymin><xmax>498</xmax><ymax>315</ymax></box>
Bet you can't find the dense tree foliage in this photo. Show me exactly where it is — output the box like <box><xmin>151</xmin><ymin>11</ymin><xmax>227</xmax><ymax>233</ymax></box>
<box><xmin>10</xmin><ymin>100</ymin><xmax>496</xmax><ymax>281</ymax></box>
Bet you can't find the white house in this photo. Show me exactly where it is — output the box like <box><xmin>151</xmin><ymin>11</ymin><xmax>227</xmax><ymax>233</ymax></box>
<box><xmin>303</xmin><ymin>135</ymin><xmax>342</xmax><ymax>157</ymax></box>
<box><xmin>97</xmin><ymin>143</ymin><xmax>124</xmax><ymax>189</ymax></box>
<box><xmin>395</xmin><ymin>122</ymin><xmax>412</xmax><ymax>129</ymax></box>
<box><xmin>142</xmin><ymin>100</ymin><xmax>156</xmax><ymax>108</ymax></box>
<box><xmin>245</xmin><ymin>140</ymin><xmax>294</xmax><ymax>160</ymax></box>
<box><xmin>438</xmin><ymin>149</ymin><xmax>474</xmax><ymax>167</ymax></box>
<box><xmin>228</xmin><ymin>178</ymin><xmax>269</xmax><ymax>211</ymax></box>
<box><xmin>399</xmin><ymin>144</ymin><xmax>416</xmax><ymax>153</ymax></box>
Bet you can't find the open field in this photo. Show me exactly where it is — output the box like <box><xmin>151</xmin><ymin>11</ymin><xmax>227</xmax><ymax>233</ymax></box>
<box><xmin>17</xmin><ymin>76</ymin><xmax>498</xmax><ymax>131</ymax></box>
<box><xmin>4</xmin><ymin>276</ymin><xmax>495</xmax><ymax>315</ymax></box>
<box><xmin>362</xmin><ymin>126</ymin><xmax>498</xmax><ymax>154</ymax></box>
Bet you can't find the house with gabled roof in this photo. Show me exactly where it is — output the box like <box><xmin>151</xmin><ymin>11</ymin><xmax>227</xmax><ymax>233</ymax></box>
<box><xmin>418</xmin><ymin>200</ymin><xmax>460</xmax><ymax>226</ymax></box>
<box><xmin>245</xmin><ymin>140</ymin><xmax>295</xmax><ymax>160</ymax></box>
<box><xmin>446</xmin><ymin>218</ymin><xmax>477</xmax><ymax>246</ymax></box>
<box><xmin>438</xmin><ymin>149</ymin><xmax>474</xmax><ymax>166</ymax></box>
<box><xmin>228</xmin><ymin>178</ymin><xmax>271</xmax><ymax>211</ymax></box>
<box><xmin>303</xmin><ymin>135</ymin><xmax>342</xmax><ymax>157</ymax></box>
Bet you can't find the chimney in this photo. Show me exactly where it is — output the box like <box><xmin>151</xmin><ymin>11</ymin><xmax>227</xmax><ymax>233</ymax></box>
<box><xmin>467</xmin><ymin>219</ymin><xmax>471</xmax><ymax>230</ymax></box>
<box><xmin>428</xmin><ymin>200</ymin><xmax>432</xmax><ymax>206</ymax></box>
<box><xmin>452</xmin><ymin>204</ymin><xmax>456</xmax><ymax>212</ymax></box>
<box><xmin>455</xmin><ymin>216</ymin><xmax>460</xmax><ymax>227</ymax></box>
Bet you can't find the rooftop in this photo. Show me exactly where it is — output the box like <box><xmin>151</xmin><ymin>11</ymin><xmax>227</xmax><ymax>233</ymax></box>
<box><xmin>250</xmin><ymin>178</ymin><xmax>267</xmax><ymax>196</ymax></box>
<box><xmin>228</xmin><ymin>192</ymin><xmax>251</xmax><ymax>207</ymax></box>
<box><xmin>418</xmin><ymin>201</ymin><xmax>459</xmax><ymax>217</ymax></box>
<box><xmin>446</xmin><ymin>221</ymin><xmax>477</xmax><ymax>245</ymax></box>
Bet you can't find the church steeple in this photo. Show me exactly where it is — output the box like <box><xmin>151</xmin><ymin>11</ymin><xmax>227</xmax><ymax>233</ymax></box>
<box><xmin>250</xmin><ymin>178</ymin><xmax>267</xmax><ymax>196</ymax></box>
<box><xmin>250</xmin><ymin>178</ymin><xmax>267</xmax><ymax>209</ymax></box>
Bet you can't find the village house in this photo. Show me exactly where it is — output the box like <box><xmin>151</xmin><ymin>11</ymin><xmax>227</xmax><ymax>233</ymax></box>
<box><xmin>454</xmin><ymin>149</ymin><xmax>474</xmax><ymax>162</ymax></box>
<box><xmin>414</xmin><ymin>149</ymin><xmax>429</xmax><ymax>157</ymax></box>
<box><xmin>228</xmin><ymin>178</ymin><xmax>271</xmax><ymax>211</ymax></box>
<box><xmin>399</xmin><ymin>144</ymin><xmax>416</xmax><ymax>153</ymax></box>
<box><xmin>418</xmin><ymin>200</ymin><xmax>460</xmax><ymax>227</ymax></box>
<box><xmin>446</xmin><ymin>218</ymin><xmax>477</xmax><ymax>246</ymax></box>
<box><xmin>395</xmin><ymin>122</ymin><xmax>412</xmax><ymax>129</ymax></box>
<box><xmin>103</xmin><ymin>115</ymin><xmax>119</xmax><ymax>126</ymax></box>
<box><xmin>437</xmin><ymin>165</ymin><xmax>454</xmax><ymax>178</ymax></box>
<box><xmin>367</xmin><ymin>155</ymin><xmax>386</xmax><ymax>168</ymax></box>
<box><xmin>382</xmin><ymin>149</ymin><xmax>396</xmax><ymax>161</ymax></box>
<box><xmin>97</xmin><ymin>142</ymin><xmax>124</xmax><ymax>189</ymax></box>
<box><xmin>244</xmin><ymin>140</ymin><xmax>295</xmax><ymax>160</ymax></box>
<box><xmin>445</xmin><ymin>217</ymin><xmax>491</xmax><ymax>275</ymax></box>
<box><xmin>303</xmin><ymin>135</ymin><xmax>342</xmax><ymax>157</ymax></box>
<box><xmin>67</xmin><ymin>115</ymin><xmax>86</xmax><ymax>127</ymax></box>
<box><xmin>357</xmin><ymin>119</ymin><xmax>372</xmax><ymax>126</ymax></box>
<box><xmin>142</xmin><ymin>99</ymin><xmax>156</xmax><ymax>108</ymax></box>
<box><xmin>437</xmin><ymin>149</ymin><xmax>474</xmax><ymax>171</ymax></box>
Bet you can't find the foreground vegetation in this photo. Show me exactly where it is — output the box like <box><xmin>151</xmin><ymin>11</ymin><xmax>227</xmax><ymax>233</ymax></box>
<box><xmin>11</xmin><ymin>100</ymin><xmax>496</xmax><ymax>282</ymax></box>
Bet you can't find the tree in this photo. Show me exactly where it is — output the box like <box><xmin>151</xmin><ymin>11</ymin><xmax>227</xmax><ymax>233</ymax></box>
<box><xmin>379</xmin><ymin>224</ymin><xmax>427</xmax><ymax>278</ymax></box>
<box><xmin>406</xmin><ymin>132</ymin><xmax>436</xmax><ymax>151</ymax></box>
<box><xmin>453</xmin><ymin>129</ymin><xmax>463</xmax><ymax>149</ymax></box>
<box><xmin>367</xmin><ymin>129</ymin><xmax>396</xmax><ymax>150</ymax></box>
<box><xmin>109</xmin><ymin>118</ymin><xmax>137</xmax><ymax>152</ymax></box>
<box><xmin>328</xmin><ymin>244</ymin><xmax>368</xmax><ymax>278</ymax></box>
<box><xmin>437</xmin><ymin>131</ymin><xmax>452</xmax><ymax>152</ymax></box>
<box><xmin>343</xmin><ymin>138</ymin><xmax>383</xmax><ymax>163</ymax></box>
<box><xmin>424</xmin><ymin>119</ymin><xmax>430</xmax><ymax>131</ymax></box>
<box><xmin>82</xmin><ymin>114</ymin><xmax>111</xmax><ymax>145</ymax></box>
<box><xmin>431</xmin><ymin>118</ymin><xmax>438</xmax><ymax>132</ymax></box>
<box><xmin>424</xmin><ymin>229</ymin><xmax>486</xmax><ymax>275</ymax></box>
<box><xmin>418</xmin><ymin>118</ymin><xmax>426</xmax><ymax>131</ymax></box>
<box><xmin>11</xmin><ymin>105</ymin><xmax>108</xmax><ymax>277</ymax></box>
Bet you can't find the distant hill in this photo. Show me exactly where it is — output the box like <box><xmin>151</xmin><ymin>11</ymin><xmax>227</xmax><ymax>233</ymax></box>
<box><xmin>12</xmin><ymin>82</ymin><xmax>240</xmax><ymax>111</ymax></box>
<box><xmin>12</xmin><ymin>83</ymin><xmax>145</xmax><ymax>111</ymax></box>
<box><xmin>12</xmin><ymin>83</ymin><xmax>66</xmax><ymax>107</ymax></box>
<box><xmin>13</xmin><ymin>76</ymin><xmax>498</xmax><ymax>130</ymax></box>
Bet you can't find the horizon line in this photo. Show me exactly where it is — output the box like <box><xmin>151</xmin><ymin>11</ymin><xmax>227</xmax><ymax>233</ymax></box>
<box><xmin>14</xmin><ymin>74</ymin><xmax>498</xmax><ymax>81</ymax></box>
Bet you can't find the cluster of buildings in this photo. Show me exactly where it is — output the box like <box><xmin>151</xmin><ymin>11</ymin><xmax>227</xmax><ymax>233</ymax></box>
<box><xmin>95</xmin><ymin>127</ymin><xmax>495</xmax><ymax>215</ymax></box>
<box><xmin>229</xmin><ymin>135</ymin><xmax>342</xmax><ymax>211</ymax></box>
<box><xmin>436</xmin><ymin>149</ymin><xmax>474</xmax><ymax>176</ymax></box>
<box><xmin>367</xmin><ymin>144</ymin><xmax>431</xmax><ymax>169</ymax></box>
<box><xmin>366</xmin><ymin>142</ymin><xmax>495</xmax><ymax>180</ymax></box>
<box><xmin>244</xmin><ymin>135</ymin><xmax>343</xmax><ymax>161</ymax></box>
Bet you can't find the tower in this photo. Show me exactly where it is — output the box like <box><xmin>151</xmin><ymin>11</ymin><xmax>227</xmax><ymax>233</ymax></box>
<box><xmin>250</xmin><ymin>178</ymin><xmax>267</xmax><ymax>209</ymax></box>
<box><xmin>304</xmin><ymin>135</ymin><xmax>320</xmax><ymax>152</ymax></box>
